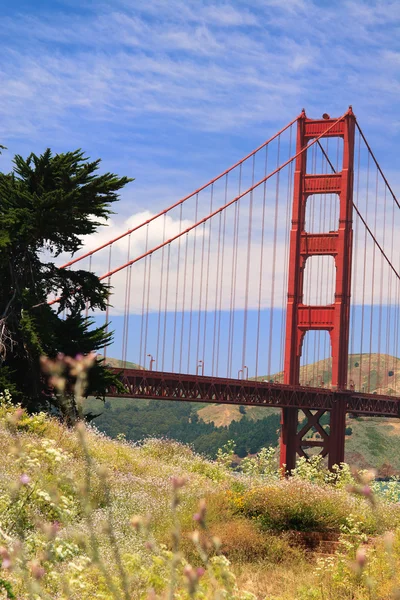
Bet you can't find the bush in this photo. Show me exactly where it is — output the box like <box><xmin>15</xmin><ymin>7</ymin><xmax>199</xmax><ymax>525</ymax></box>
<box><xmin>209</xmin><ymin>519</ymin><xmax>304</xmax><ymax>564</ymax></box>
<box><xmin>230</xmin><ymin>480</ymin><xmax>377</xmax><ymax>534</ymax></box>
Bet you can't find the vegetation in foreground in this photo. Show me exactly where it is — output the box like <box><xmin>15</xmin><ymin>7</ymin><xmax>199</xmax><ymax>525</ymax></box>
<box><xmin>3</xmin><ymin>392</ymin><xmax>400</xmax><ymax>598</ymax></box>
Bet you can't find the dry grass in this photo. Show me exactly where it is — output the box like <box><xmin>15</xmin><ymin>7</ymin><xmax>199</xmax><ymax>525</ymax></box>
<box><xmin>233</xmin><ymin>560</ymin><xmax>316</xmax><ymax>599</ymax></box>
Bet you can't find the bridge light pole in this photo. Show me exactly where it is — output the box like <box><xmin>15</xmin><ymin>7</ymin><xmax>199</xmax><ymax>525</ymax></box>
<box><xmin>196</xmin><ymin>360</ymin><xmax>204</xmax><ymax>376</ymax></box>
<box><xmin>243</xmin><ymin>366</ymin><xmax>248</xmax><ymax>380</ymax></box>
<box><xmin>238</xmin><ymin>369</ymin><xmax>243</xmax><ymax>379</ymax></box>
<box><xmin>147</xmin><ymin>354</ymin><xmax>155</xmax><ymax>371</ymax></box>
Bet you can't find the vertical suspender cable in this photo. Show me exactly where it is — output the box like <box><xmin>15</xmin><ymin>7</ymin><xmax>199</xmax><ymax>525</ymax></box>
<box><xmin>359</xmin><ymin>151</ymin><xmax>370</xmax><ymax>391</ymax></box>
<box><xmin>85</xmin><ymin>255</ymin><xmax>92</xmax><ymax>320</ymax></box>
<box><xmin>143</xmin><ymin>256</ymin><xmax>152</xmax><ymax>369</ymax></box>
<box><xmin>267</xmin><ymin>134</ymin><xmax>281</xmax><ymax>378</ymax></box>
<box><xmin>212</xmin><ymin>210</ymin><xmax>223</xmax><ymax>376</ymax></box>
<box><xmin>202</xmin><ymin>184</ymin><xmax>214</xmax><ymax>371</ymax></box>
<box><xmin>122</xmin><ymin>235</ymin><xmax>131</xmax><ymax>365</ymax></box>
<box><xmin>242</xmin><ymin>156</ymin><xmax>255</xmax><ymax>374</ymax></box>
<box><xmin>377</xmin><ymin>185</ymin><xmax>387</xmax><ymax>385</ymax></box>
<box><xmin>172</xmin><ymin>204</ymin><xmax>183</xmax><ymax>372</ymax></box>
<box><xmin>280</xmin><ymin>127</ymin><xmax>293</xmax><ymax>375</ymax></box>
<box><xmin>216</xmin><ymin>176</ymin><xmax>228</xmax><ymax>377</ymax></box>
<box><xmin>103</xmin><ymin>244</ymin><xmax>112</xmax><ymax>361</ymax></box>
<box><xmin>255</xmin><ymin>146</ymin><xmax>268</xmax><ymax>380</ymax></box>
<box><xmin>350</xmin><ymin>133</ymin><xmax>361</xmax><ymax>385</ymax></box>
<box><xmin>196</xmin><ymin>221</ymin><xmax>206</xmax><ymax>372</ymax></box>
<box><xmin>367</xmin><ymin>166</ymin><xmax>379</xmax><ymax>392</ymax></box>
<box><xmin>162</xmin><ymin>244</ymin><xmax>171</xmax><ymax>371</ymax></box>
<box><xmin>124</xmin><ymin>264</ymin><xmax>133</xmax><ymax>367</ymax></box>
<box><xmin>229</xmin><ymin>164</ymin><xmax>243</xmax><ymax>377</ymax></box>
<box><xmin>179</xmin><ymin>234</ymin><xmax>189</xmax><ymax>373</ymax></box>
<box><xmin>227</xmin><ymin>170</ymin><xmax>241</xmax><ymax>377</ymax></box>
<box><xmin>156</xmin><ymin>215</ymin><xmax>167</xmax><ymax>367</ymax></box>
<box><xmin>187</xmin><ymin>195</ymin><xmax>199</xmax><ymax>373</ymax></box>
<box><xmin>139</xmin><ymin>225</ymin><xmax>149</xmax><ymax>368</ymax></box>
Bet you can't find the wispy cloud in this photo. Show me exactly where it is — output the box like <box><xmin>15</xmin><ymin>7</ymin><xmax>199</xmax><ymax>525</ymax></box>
<box><xmin>2</xmin><ymin>0</ymin><xmax>400</xmax><ymax>310</ymax></box>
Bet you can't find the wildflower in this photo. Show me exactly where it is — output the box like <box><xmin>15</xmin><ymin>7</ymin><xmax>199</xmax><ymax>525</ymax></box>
<box><xmin>49</xmin><ymin>375</ymin><xmax>66</xmax><ymax>393</ymax></box>
<box><xmin>0</xmin><ymin>547</ymin><xmax>11</xmax><ymax>569</ymax></box>
<box><xmin>171</xmin><ymin>476</ymin><xmax>186</xmax><ymax>490</ymax></box>
<box><xmin>354</xmin><ymin>546</ymin><xmax>368</xmax><ymax>577</ymax></box>
<box><xmin>29</xmin><ymin>560</ymin><xmax>45</xmax><ymax>580</ymax></box>
<box><xmin>360</xmin><ymin>469</ymin><xmax>377</xmax><ymax>484</ymax></box>
<box><xmin>131</xmin><ymin>516</ymin><xmax>143</xmax><ymax>531</ymax></box>
<box><xmin>42</xmin><ymin>521</ymin><xmax>60</xmax><ymax>540</ymax></box>
<box><xmin>212</xmin><ymin>537</ymin><xmax>222</xmax><ymax>551</ymax></box>
<box><xmin>361</xmin><ymin>485</ymin><xmax>372</xmax><ymax>498</ymax></box>
<box><xmin>193</xmin><ymin>499</ymin><xmax>207</xmax><ymax>528</ymax></box>
<box><xmin>183</xmin><ymin>564</ymin><xmax>199</xmax><ymax>595</ymax></box>
<box><xmin>19</xmin><ymin>474</ymin><xmax>30</xmax><ymax>486</ymax></box>
<box><xmin>191</xmin><ymin>530</ymin><xmax>200</xmax><ymax>544</ymax></box>
<box><xmin>7</xmin><ymin>407</ymin><xmax>24</xmax><ymax>426</ymax></box>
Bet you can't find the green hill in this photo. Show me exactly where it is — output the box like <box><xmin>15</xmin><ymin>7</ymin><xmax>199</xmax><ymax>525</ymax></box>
<box><xmin>98</xmin><ymin>354</ymin><xmax>143</xmax><ymax>369</ymax></box>
<box><xmin>253</xmin><ymin>353</ymin><xmax>400</xmax><ymax>395</ymax></box>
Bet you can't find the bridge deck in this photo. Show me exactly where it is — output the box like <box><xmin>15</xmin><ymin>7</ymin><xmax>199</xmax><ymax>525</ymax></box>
<box><xmin>108</xmin><ymin>368</ymin><xmax>400</xmax><ymax>417</ymax></box>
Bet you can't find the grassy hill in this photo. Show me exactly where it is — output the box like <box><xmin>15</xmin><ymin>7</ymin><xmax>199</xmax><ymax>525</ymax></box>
<box><xmin>253</xmin><ymin>353</ymin><xmax>400</xmax><ymax>395</ymax></box>
<box><xmin>98</xmin><ymin>355</ymin><xmax>143</xmax><ymax>370</ymax></box>
<box><xmin>2</xmin><ymin>399</ymin><xmax>400</xmax><ymax>599</ymax></box>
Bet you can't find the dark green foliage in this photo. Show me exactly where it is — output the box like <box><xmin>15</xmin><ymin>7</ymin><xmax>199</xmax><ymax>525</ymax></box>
<box><xmin>0</xmin><ymin>578</ymin><xmax>16</xmax><ymax>600</ymax></box>
<box><xmin>0</xmin><ymin>148</ymin><xmax>132</xmax><ymax>413</ymax></box>
<box><xmin>92</xmin><ymin>400</ymin><xmax>280</xmax><ymax>459</ymax></box>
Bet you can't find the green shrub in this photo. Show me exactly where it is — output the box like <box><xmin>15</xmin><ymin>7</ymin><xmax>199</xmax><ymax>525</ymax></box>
<box><xmin>230</xmin><ymin>480</ymin><xmax>376</xmax><ymax>534</ymax></box>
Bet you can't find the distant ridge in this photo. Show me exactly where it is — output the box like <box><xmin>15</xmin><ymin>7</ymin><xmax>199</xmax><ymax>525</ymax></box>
<box><xmin>254</xmin><ymin>353</ymin><xmax>400</xmax><ymax>396</ymax></box>
<box><xmin>98</xmin><ymin>355</ymin><xmax>143</xmax><ymax>370</ymax></box>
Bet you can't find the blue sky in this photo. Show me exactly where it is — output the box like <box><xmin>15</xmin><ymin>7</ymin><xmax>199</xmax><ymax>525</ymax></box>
<box><xmin>2</xmin><ymin>0</ymin><xmax>400</xmax><ymax>203</ymax></box>
<box><xmin>2</xmin><ymin>0</ymin><xmax>400</xmax><ymax>377</ymax></box>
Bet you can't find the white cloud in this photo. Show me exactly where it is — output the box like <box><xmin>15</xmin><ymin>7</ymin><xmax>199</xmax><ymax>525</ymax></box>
<box><xmin>2</xmin><ymin>1</ymin><xmax>400</xmax><ymax>336</ymax></box>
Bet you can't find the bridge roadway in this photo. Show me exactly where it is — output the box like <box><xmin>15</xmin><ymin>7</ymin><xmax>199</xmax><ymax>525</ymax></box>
<box><xmin>108</xmin><ymin>368</ymin><xmax>400</xmax><ymax>417</ymax></box>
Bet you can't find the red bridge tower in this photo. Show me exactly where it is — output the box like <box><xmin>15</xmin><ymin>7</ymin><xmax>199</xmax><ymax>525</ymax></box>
<box><xmin>281</xmin><ymin>109</ymin><xmax>356</xmax><ymax>472</ymax></box>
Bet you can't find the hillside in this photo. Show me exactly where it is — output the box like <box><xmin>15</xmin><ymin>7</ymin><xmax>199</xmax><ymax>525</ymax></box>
<box><xmin>84</xmin><ymin>397</ymin><xmax>281</xmax><ymax>459</ymax></box>
<box><xmin>2</xmin><ymin>399</ymin><xmax>400</xmax><ymax>599</ymax></box>
<box><xmin>254</xmin><ymin>353</ymin><xmax>400</xmax><ymax>395</ymax></box>
<box><xmin>198</xmin><ymin>353</ymin><xmax>400</xmax><ymax>426</ymax></box>
<box><xmin>98</xmin><ymin>355</ymin><xmax>143</xmax><ymax>370</ymax></box>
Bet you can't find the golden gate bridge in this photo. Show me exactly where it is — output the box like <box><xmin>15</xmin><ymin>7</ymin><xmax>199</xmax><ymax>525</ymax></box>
<box><xmin>50</xmin><ymin>107</ymin><xmax>400</xmax><ymax>471</ymax></box>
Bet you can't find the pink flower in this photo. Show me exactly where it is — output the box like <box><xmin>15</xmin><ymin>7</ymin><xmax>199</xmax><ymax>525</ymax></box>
<box><xmin>171</xmin><ymin>476</ymin><xmax>186</xmax><ymax>490</ymax></box>
<box><xmin>356</xmin><ymin>547</ymin><xmax>367</xmax><ymax>569</ymax></box>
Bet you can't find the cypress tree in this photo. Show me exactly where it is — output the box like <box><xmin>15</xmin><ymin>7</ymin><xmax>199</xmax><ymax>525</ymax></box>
<box><xmin>0</xmin><ymin>148</ymin><xmax>132</xmax><ymax>416</ymax></box>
